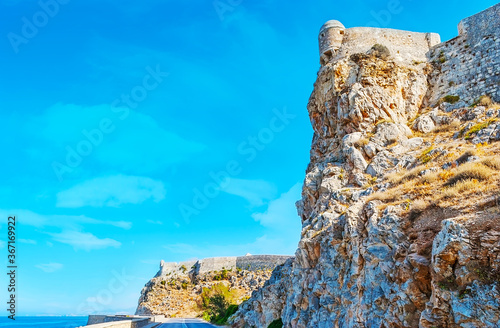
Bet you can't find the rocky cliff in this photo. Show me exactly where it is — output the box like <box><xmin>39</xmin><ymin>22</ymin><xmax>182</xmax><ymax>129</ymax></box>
<box><xmin>135</xmin><ymin>255</ymin><xmax>291</xmax><ymax>318</ymax></box>
<box><xmin>230</xmin><ymin>4</ymin><xmax>500</xmax><ymax>328</ymax></box>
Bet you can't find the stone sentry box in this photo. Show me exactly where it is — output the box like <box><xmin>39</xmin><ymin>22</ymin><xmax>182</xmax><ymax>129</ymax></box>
<box><xmin>319</xmin><ymin>20</ymin><xmax>346</xmax><ymax>65</ymax></box>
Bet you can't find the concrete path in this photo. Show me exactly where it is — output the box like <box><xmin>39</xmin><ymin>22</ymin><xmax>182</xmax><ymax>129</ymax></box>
<box><xmin>157</xmin><ymin>318</ymin><xmax>220</xmax><ymax>328</ymax></box>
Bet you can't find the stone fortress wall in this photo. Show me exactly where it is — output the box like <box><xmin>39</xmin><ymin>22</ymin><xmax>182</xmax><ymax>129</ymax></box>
<box><xmin>320</xmin><ymin>3</ymin><xmax>499</xmax><ymax>105</ymax></box>
<box><xmin>427</xmin><ymin>3</ymin><xmax>500</xmax><ymax>105</ymax></box>
<box><xmin>319</xmin><ymin>20</ymin><xmax>441</xmax><ymax>65</ymax></box>
<box><xmin>338</xmin><ymin>27</ymin><xmax>440</xmax><ymax>64</ymax></box>
<box><xmin>156</xmin><ymin>254</ymin><xmax>292</xmax><ymax>278</ymax></box>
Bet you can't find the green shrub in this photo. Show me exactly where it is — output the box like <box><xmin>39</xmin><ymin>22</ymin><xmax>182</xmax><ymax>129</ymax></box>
<box><xmin>464</xmin><ymin>118</ymin><xmax>498</xmax><ymax>139</ymax></box>
<box><xmin>268</xmin><ymin>318</ymin><xmax>284</xmax><ymax>328</ymax></box>
<box><xmin>202</xmin><ymin>312</ymin><xmax>210</xmax><ymax>322</ymax></box>
<box><xmin>441</xmin><ymin>95</ymin><xmax>460</xmax><ymax>104</ymax></box>
<box><xmin>437</xmin><ymin>50</ymin><xmax>446</xmax><ymax>63</ymax></box>
<box><xmin>370</xmin><ymin>44</ymin><xmax>390</xmax><ymax>60</ymax></box>
<box><xmin>213</xmin><ymin>268</ymin><xmax>230</xmax><ymax>281</ymax></box>
<box><xmin>198</xmin><ymin>283</ymin><xmax>238</xmax><ymax>325</ymax></box>
<box><xmin>213</xmin><ymin>304</ymin><xmax>238</xmax><ymax>325</ymax></box>
<box><xmin>418</xmin><ymin>146</ymin><xmax>435</xmax><ymax>164</ymax></box>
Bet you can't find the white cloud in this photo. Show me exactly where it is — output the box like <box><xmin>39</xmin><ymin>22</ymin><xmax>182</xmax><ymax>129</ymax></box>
<box><xmin>19</xmin><ymin>239</ymin><xmax>37</xmax><ymax>245</ymax></box>
<box><xmin>163</xmin><ymin>234</ymin><xmax>297</xmax><ymax>258</ymax></box>
<box><xmin>0</xmin><ymin>209</ymin><xmax>131</xmax><ymax>230</ymax></box>
<box><xmin>146</xmin><ymin>219</ymin><xmax>163</xmax><ymax>225</ymax></box>
<box><xmin>164</xmin><ymin>183</ymin><xmax>303</xmax><ymax>257</ymax></box>
<box><xmin>56</xmin><ymin>175</ymin><xmax>166</xmax><ymax>208</ymax></box>
<box><xmin>35</xmin><ymin>263</ymin><xmax>63</xmax><ymax>273</ymax></box>
<box><xmin>31</xmin><ymin>103</ymin><xmax>205</xmax><ymax>174</ymax></box>
<box><xmin>251</xmin><ymin>183</ymin><xmax>302</xmax><ymax>233</ymax></box>
<box><xmin>222</xmin><ymin>178</ymin><xmax>276</xmax><ymax>206</ymax></box>
<box><xmin>48</xmin><ymin>230</ymin><xmax>121</xmax><ymax>251</ymax></box>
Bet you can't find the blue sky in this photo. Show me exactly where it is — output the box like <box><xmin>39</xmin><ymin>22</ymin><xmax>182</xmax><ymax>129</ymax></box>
<box><xmin>0</xmin><ymin>0</ymin><xmax>496</xmax><ymax>317</ymax></box>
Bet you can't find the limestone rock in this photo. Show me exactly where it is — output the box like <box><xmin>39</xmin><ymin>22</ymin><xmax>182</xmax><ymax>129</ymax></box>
<box><xmin>229</xmin><ymin>6</ymin><xmax>500</xmax><ymax>328</ymax></box>
<box><xmin>344</xmin><ymin>146</ymin><xmax>367</xmax><ymax>171</ymax></box>
<box><xmin>366</xmin><ymin>150</ymin><xmax>399</xmax><ymax>177</ymax></box>
<box><xmin>415</xmin><ymin>115</ymin><xmax>435</xmax><ymax>133</ymax></box>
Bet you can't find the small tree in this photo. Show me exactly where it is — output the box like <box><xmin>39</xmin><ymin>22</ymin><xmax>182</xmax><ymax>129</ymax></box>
<box><xmin>268</xmin><ymin>318</ymin><xmax>284</xmax><ymax>328</ymax></box>
<box><xmin>198</xmin><ymin>283</ymin><xmax>238</xmax><ymax>324</ymax></box>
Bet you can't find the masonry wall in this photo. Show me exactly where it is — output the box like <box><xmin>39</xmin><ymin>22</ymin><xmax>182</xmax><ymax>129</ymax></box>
<box><xmin>235</xmin><ymin>255</ymin><xmax>293</xmax><ymax>271</ymax></box>
<box><xmin>84</xmin><ymin>316</ymin><xmax>151</xmax><ymax>328</ymax></box>
<box><xmin>195</xmin><ymin>256</ymin><xmax>237</xmax><ymax>274</ymax></box>
<box><xmin>156</xmin><ymin>255</ymin><xmax>293</xmax><ymax>277</ymax></box>
<box><xmin>334</xmin><ymin>27</ymin><xmax>440</xmax><ymax>65</ymax></box>
<box><xmin>427</xmin><ymin>3</ymin><xmax>500</xmax><ymax>105</ymax></box>
<box><xmin>157</xmin><ymin>259</ymin><xmax>197</xmax><ymax>277</ymax></box>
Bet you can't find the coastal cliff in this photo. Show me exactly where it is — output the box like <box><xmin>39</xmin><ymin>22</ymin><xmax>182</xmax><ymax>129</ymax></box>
<box><xmin>230</xmin><ymin>4</ymin><xmax>500</xmax><ymax>328</ymax></box>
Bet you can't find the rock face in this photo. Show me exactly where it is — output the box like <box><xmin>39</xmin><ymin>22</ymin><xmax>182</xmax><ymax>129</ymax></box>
<box><xmin>136</xmin><ymin>255</ymin><xmax>291</xmax><ymax>318</ymax></box>
<box><xmin>230</xmin><ymin>5</ymin><xmax>500</xmax><ymax>328</ymax></box>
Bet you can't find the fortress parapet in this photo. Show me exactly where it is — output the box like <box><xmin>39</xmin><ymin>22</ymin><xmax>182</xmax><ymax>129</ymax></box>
<box><xmin>156</xmin><ymin>254</ymin><xmax>293</xmax><ymax>278</ymax></box>
<box><xmin>319</xmin><ymin>3</ymin><xmax>499</xmax><ymax>104</ymax></box>
<box><xmin>318</xmin><ymin>20</ymin><xmax>440</xmax><ymax>66</ymax></box>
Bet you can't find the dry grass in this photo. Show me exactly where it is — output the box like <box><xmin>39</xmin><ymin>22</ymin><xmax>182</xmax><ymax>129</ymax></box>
<box><xmin>386</xmin><ymin>165</ymin><xmax>426</xmax><ymax>185</ymax></box>
<box><xmin>441</xmin><ymin>179</ymin><xmax>484</xmax><ymax>199</ymax></box>
<box><xmin>478</xmin><ymin>95</ymin><xmax>493</xmax><ymax>107</ymax></box>
<box><xmin>411</xmin><ymin>199</ymin><xmax>429</xmax><ymax>212</ymax></box>
<box><xmin>375</xmin><ymin>118</ymin><xmax>394</xmax><ymax>126</ymax></box>
<box><xmin>354</xmin><ymin>137</ymin><xmax>370</xmax><ymax>148</ymax></box>
<box><xmin>444</xmin><ymin>162</ymin><xmax>494</xmax><ymax>186</ymax></box>
<box><xmin>434</xmin><ymin>120</ymin><xmax>461</xmax><ymax>134</ymax></box>
<box><xmin>456</xmin><ymin>149</ymin><xmax>476</xmax><ymax>165</ymax></box>
<box><xmin>368</xmin><ymin>140</ymin><xmax>500</xmax><ymax>215</ymax></box>
<box><xmin>366</xmin><ymin>190</ymin><xmax>397</xmax><ymax>202</ymax></box>
<box><xmin>480</xmin><ymin>156</ymin><xmax>500</xmax><ymax>170</ymax></box>
<box><xmin>420</xmin><ymin>170</ymin><xmax>441</xmax><ymax>184</ymax></box>
<box><xmin>368</xmin><ymin>177</ymin><xmax>424</xmax><ymax>203</ymax></box>
<box><xmin>471</xmin><ymin>95</ymin><xmax>494</xmax><ymax>108</ymax></box>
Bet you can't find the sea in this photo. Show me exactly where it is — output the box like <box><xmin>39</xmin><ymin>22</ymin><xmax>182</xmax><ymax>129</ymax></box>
<box><xmin>0</xmin><ymin>316</ymin><xmax>88</xmax><ymax>328</ymax></box>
